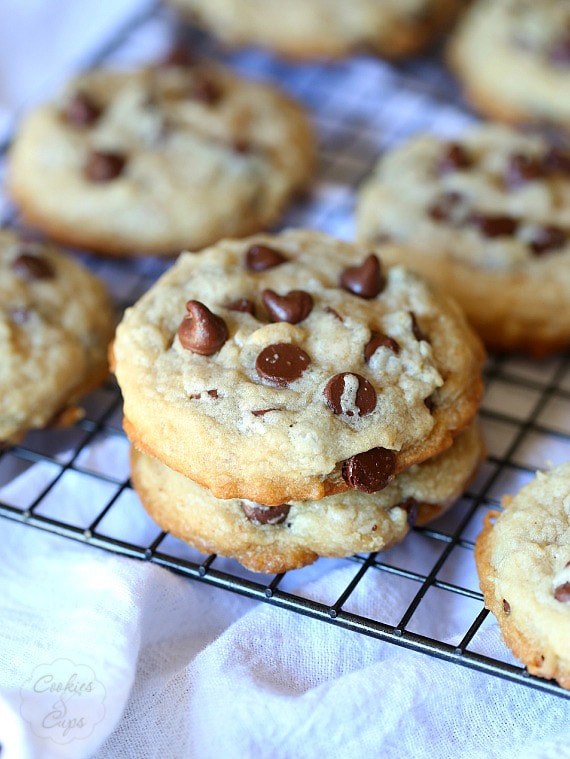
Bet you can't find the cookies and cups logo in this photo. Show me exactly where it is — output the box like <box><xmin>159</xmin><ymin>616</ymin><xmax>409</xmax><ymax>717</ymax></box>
<box><xmin>20</xmin><ymin>659</ymin><xmax>106</xmax><ymax>745</ymax></box>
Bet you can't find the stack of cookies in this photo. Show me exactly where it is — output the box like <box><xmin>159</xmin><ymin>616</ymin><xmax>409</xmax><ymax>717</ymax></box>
<box><xmin>112</xmin><ymin>229</ymin><xmax>486</xmax><ymax>572</ymax></box>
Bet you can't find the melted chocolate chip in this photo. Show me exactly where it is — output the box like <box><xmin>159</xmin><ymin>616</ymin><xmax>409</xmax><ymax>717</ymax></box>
<box><xmin>427</xmin><ymin>191</ymin><xmax>464</xmax><ymax>223</ymax></box>
<box><xmin>469</xmin><ymin>213</ymin><xmax>518</xmax><ymax>238</ymax></box>
<box><xmin>410</xmin><ymin>312</ymin><xmax>429</xmax><ymax>343</ymax></box>
<box><xmin>554</xmin><ymin>582</ymin><xmax>570</xmax><ymax>603</ymax></box>
<box><xmin>178</xmin><ymin>300</ymin><xmax>228</xmax><ymax>355</ymax></box>
<box><xmin>437</xmin><ymin>142</ymin><xmax>472</xmax><ymax>174</ymax></box>
<box><xmin>245</xmin><ymin>244</ymin><xmax>287</xmax><ymax>271</ymax></box>
<box><xmin>256</xmin><ymin>343</ymin><xmax>310</xmax><ymax>386</ymax></box>
<box><xmin>251</xmin><ymin>408</ymin><xmax>279</xmax><ymax>416</ymax></box>
<box><xmin>64</xmin><ymin>91</ymin><xmax>101</xmax><ymax>127</ymax></box>
<box><xmin>530</xmin><ymin>225</ymin><xmax>567</xmax><ymax>255</ymax></box>
<box><xmin>187</xmin><ymin>75</ymin><xmax>221</xmax><ymax>105</ymax></box>
<box><xmin>398</xmin><ymin>497</ymin><xmax>419</xmax><ymax>527</ymax></box>
<box><xmin>12</xmin><ymin>253</ymin><xmax>54</xmax><ymax>280</ymax></box>
<box><xmin>160</xmin><ymin>45</ymin><xmax>197</xmax><ymax>67</ymax></box>
<box><xmin>504</xmin><ymin>153</ymin><xmax>545</xmax><ymax>188</ymax></box>
<box><xmin>226</xmin><ymin>298</ymin><xmax>255</xmax><ymax>315</ymax></box>
<box><xmin>324</xmin><ymin>373</ymin><xmax>377</xmax><ymax>417</ymax></box>
<box><xmin>262</xmin><ymin>289</ymin><xmax>313</xmax><ymax>324</ymax></box>
<box><xmin>207</xmin><ymin>389</ymin><xmax>219</xmax><ymax>399</ymax></box>
<box><xmin>340</xmin><ymin>254</ymin><xmax>385</xmax><ymax>299</ymax></box>
<box><xmin>84</xmin><ymin>150</ymin><xmax>126</xmax><ymax>182</ymax></box>
<box><xmin>502</xmin><ymin>599</ymin><xmax>511</xmax><ymax>615</ymax></box>
<box><xmin>543</xmin><ymin>147</ymin><xmax>570</xmax><ymax>175</ymax></box>
<box><xmin>240</xmin><ymin>501</ymin><xmax>290</xmax><ymax>525</ymax></box>
<box><xmin>342</xmin><ymin>447</ymin><xmax>397</xmax><ymax>493</ymax></box>
<box><xmin>364</xmin><ymin>331</ymin><xmax>400</xmax><ymax>362</ymax></box>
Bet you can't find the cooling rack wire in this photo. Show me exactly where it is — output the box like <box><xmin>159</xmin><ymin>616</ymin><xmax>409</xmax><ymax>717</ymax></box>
<box><xmin>1</xmin><ymin>1</ymin><xmax>569</xmax><ymax>700</ymax></box>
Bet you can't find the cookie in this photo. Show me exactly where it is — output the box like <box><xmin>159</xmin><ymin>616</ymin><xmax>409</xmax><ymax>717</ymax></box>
<box><xmin>356</xmin><ymin>124</ymin><xmax>570</xmax><ymax>356</ymax></box>
<box><xmin>168</xmin><ymin>0</ymin><xmax>463</xmax><ymax>60</ymax></box>
<box><xmin>132</xmin><ymin>420</ymin><xmax>484</xmax><ymax>573</ymax></box>
<box><xmin>448</xmin><ymin>0</ymin><xmax>570</xmax><ymax>130</ymax></box>
<box><xmin>112</xmin><ymin>229</ymin><xmax>485</xmax><ymax>505</ymax></box>
<box><xmin>0</xmin><ymin>229</ymin><xmax>115</xmax><ymax>445</ymax></box>
<box><xmin>7</xmin><ymin>60</ymin><xmax>315</xmax><ymax>257</ymax></box>
<box><xmin>475</xmin><ymin>463</ymin><xmax>570</xmax><ymax>690</ymax></box>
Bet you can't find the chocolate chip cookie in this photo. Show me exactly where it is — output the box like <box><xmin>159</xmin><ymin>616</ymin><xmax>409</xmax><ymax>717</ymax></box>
<box><xmin>165</xmin><ymin>0</ymin><xmax>462</xmax><ymax>58</ymax></box>
<box><xmin>356</xmin><ymin>124</ymin><xmax>570</xmax><ymax>356</ymax></box>
<box><xmin>448</xmin><ymin>0</ymin><xmax>570</xmax><ymax>130</ymax></box>
<box><xmin>112</xmin><ymin>230</ymin><xmax>484</xmax><ymax>505</ymax></box>
<box><xmin>0</xmin><ymin>229</ymin><xmax>115</xmax><ymax>445</ymax></box>
<box><xmin>132</xmin><ymin>421</ymin><xmax>484</xmax><ymax>573</ymax></box>
<box><xmin>7</xmin><ymin>60</ymin><xmax>315</xmax><ymax>256</ymax></box>
<box><xmin>167</xmin><ymin>0</ymin><xmax>463</xmax><ymax>59</ymax></box>
<box><xmin>475</xmin><ymin>463</ymin><xmax>570</xmax><ymax>689</ymax></box>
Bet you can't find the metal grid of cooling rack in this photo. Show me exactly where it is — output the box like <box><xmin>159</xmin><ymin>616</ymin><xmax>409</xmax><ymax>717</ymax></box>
<box><xmin>1</xmin><ymin>2</ymin><xmax>570</xmax><ymax>700</ymax></box>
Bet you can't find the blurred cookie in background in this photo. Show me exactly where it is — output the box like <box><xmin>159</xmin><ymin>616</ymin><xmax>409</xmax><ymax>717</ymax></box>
<box><xmin>448</xmin><ymin>0</ymin><xmax>570</xmax><ymax>131</ymax></box>
<box><xmin>0</xmin><ymin>229</ymin><xmax>115</xmax><ymax>446</ymax></box>
<box><xmin>166</xmin><ymin>0</ymin><xmax>465</xmax><ymax>60</ymax></box>
<box><xmin>357</xmin><ymin>123</ymin><xmax>570</xmax><ymax>357</ymax></box>
<box><xmin>7</xmin><ymin>59</ymin><xmax>315</xmax><ymax>257</ymax></box>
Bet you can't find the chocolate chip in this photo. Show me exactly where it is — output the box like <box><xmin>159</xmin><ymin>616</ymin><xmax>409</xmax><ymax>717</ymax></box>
<box><xmin>530</xmin><ymin>225</ymin><xmax>567</xmax><ymax>255</ymax></box>
<box><xmin>324</xmin><ymin>373</ymin><xmax>376</xmax><ymax>417</ymax></box>
<box><xmin>543</xmin><ymin>147</ymin><xmax>570</xmax><ymax>175</ymax></box>
<box><xmin>245</xmin><ymin>244</ymin><xmax>287</xmax><ymax>271</ymax></box>
<box><xmin>397</xmin><ymin>497</ymin><xmax>419</xmax><ymax>527</ymax></box>
<box><xmin>187</xmin><ymin>75</ymin><xmax>221</xmax><ymax>105</ymax></box>
<box><xmin>324</xmin><ymin>306</ymin><xmax>343</xmax><ymax>321</ymax></box>
<box><xmin>12</xmin><ymin>253</ymin><xmax>54</xmax><ymax>280</ymax></box>
<box><xmin>233</xmin><ymin>139</ymin><xmax>252</xmax><ymax>154</ymax></box>
<box><xmin>410</xmin><ymin>312</ymin><xmax>429</xmax><ymax>343</ymax></box>
<box><xmin>342</xmin><ymin>447</ymin><xmax>397</xmax><ymax>493</ymax></box>
<box><xmin>240</xmin><ymin>501</ymin><xmax>290</xmax><ymax>525</ymax></box>
<box><xmin>364</xmin><ymin>331</ymin><xmax>400</xmax><ymax>362</ymax></box>
<box><xmin>504</xmin><ymin>153</ymin><xmax>545</xmax><ymax>188</ymax></box>
<box><xmin>554</xmin><ymin>582</ymin><xmax>570</xmax><ymax>603</ymax></box>
<box><xmin>64</xmin><ymin>91</ymin><xmax>101</xmax><ymax>127</ymax></box>
<box><xmin>427</xmin><ymin>191</ymin><xmax>464</xmax><ymax>223</ymax></box>
<box><xmin>160</xmin><ymin>45</ymin><xmax>197</xmax><ymax>68</ymax></box>
<box><xmin>437</xmin><ymin>142</ymin><xmax>472</xmax><ymax>174</ymax></box>
<box><xmin>251</xmin><ymin>408</ymin><xmax>279</xmax><ymax>416</ymax></box>
<box><xmin>262</xmin><ymin>289</ymin><xmax>313</xmax><ymax>324</ymax></box>
<box><xmin>469</xmin><ymin>213</ymin><xmax>518</xmax><ymax>238</ymax></box>
<box><xmin>255</xmin><ymin>343</ymin><xmax>310</xmax><ymax>386</ymax></box>
<box><xmin>84</xmin><ymin>150</ymin><xmax>126</xmax><ymax>182</ymax></box>
<box><xmin>340</xmin><ymin>254</ymin><xmax>385</xmax><ymax>299</ymax></box>
<box><xmin>225</xmin><ymin>298</ymin><xmax>255</xmax><ymax>315</ymax></box>
<box><xmin>178</xmin><ymin>300</ymin><xmax>228</xmax><ymax>355</ymax></box>
<box><xmin>207</xmin><ymin>389</ymin><xmax>219</xmax><ymax>399</ymax></box>
<box><xmin>502</xmin><ymin>599</ymin><xmax>511</xmax><ymax>615</ymax></box>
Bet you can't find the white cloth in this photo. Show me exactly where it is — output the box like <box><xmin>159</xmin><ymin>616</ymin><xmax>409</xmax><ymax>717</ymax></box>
<box><xmin>1</xmin><ymin>3</ymin><xmax>570</xmax><ymax>758</ymax></box>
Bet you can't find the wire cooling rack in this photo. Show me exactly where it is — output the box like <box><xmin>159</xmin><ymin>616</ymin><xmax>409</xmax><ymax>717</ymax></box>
<box><xmin>1</xmin><ymin>2</ymin><xmax>570</xmax><ymax>700</ymax></box>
